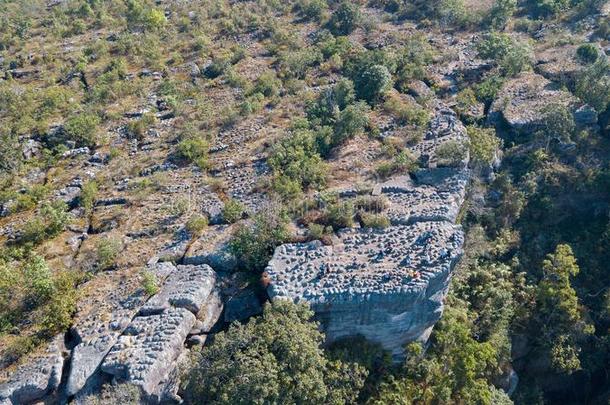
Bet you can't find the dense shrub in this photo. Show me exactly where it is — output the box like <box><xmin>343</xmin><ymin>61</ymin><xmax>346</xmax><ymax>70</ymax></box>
<box><xmin>186</xmin><ymin>214</ymin><xmax>208</xmax><ymax>236</ymax></box>
<box><xmin>575</xmin><ymin>58</ymin><xmax>610</xmax><ymax>113</ymax></box>
<box><xmin>332</xmin><ymin>101</ymin><xmax>371</xmax><ymax>146</ymax></box>
<box><xmin>359</xmin><ymin>213</ymin><xmax>390</xmax><ymax>229</ymax></box>
<box><xmin>95</xmin><ymin>237</ymin><xmax>122</xmax><ymax>271</ymax></box>
<box><xmin>540</xmin><ymin>103</ymin><xmax>576</xmax><ymax>142</ymax></box>
<box><xmin>394</xmin><ymin>35</ymin><xmax>435</xmax><ymax>89</ymax></box>
<box><xmin>307</xmin><ymin>78</ymin><xmax>356</xmax><ymax>126</ymax></box>
<box><xmin>328</xmin><ymin>1</ymin><xmax>361</xmax><ymax>35</ymax></box>
<box><xmin>436</xmin><ymin>140</ymin><xmax>468</xmax><ymax>167</ymax></box>
<box><xmin>63</xmin><ymin>113</ymin><xmax>101</xmax><ymax>148</ymax></box>
<box><xmin>140</xmin><ymin>270</ymin><xmax>159</xmax><ymax>296</ymax></box>
<box><xmin>354</xmin><ymin>64</ymin><xmax>393</xmax><ymax>103</ymax></box>
<box><xmin>576</xmin><ymin>43</ymin><xmax>599</xmax><ymax>64</ymax></box>
<box><xmin>477</xmin><ymin>33</ymin><xmax>533</xmax><ymax>77</ymax></box>
<box><xmin>222</xmin><ymin>199</ymin><xmax>245</xmax><ymax>224</ymax></box>
<box><xmin>296</xmin><ymin>0</ymin><xmax>329</xmax><ymax>22</ymax></box>
<box><xmin>229</xmin><ymin>208</ymin><xmax>290</xmax><ymax>272</ymax></box>
<box><xmin>19</xmin><ymin>201</ymin><xmax>70</xmax><ymax>246</ymax></box>
<box><xmin>467</xmin><ymin>126</ymin><xmax>502</xmax><ymax>165</ymax></box>
<box><xmin>80</xmin><ymin>180</ymin><xmax>98</xmax><ymax>215</ymax></box>
<box><xmin>383</xmin><ymin>95</ymin><xmax>430</xmax><ymax>126</ymax></box>
<box><xmin>268</xmin><ymin>130</ymin><xmax>327</xmax><ymax>193</ymax></box>
<box><xmin>177</xmin><ymin>137</ymin><xmax>209</xmax><ymax>169</ymax></box>
<box><xmin>487</xmin><ymin>0</ymin><xmax>517</xmax><ymax>29</ymax></box>
<box><xmin>183</xmin><ymin>301</ymin><xmax>367</xmax><ymax>404</ymax></box>
<box><xmin>376</xmin><ymin>150</ymin><xmax>418</xmax><ymax>178</ymax></box>
<box><xmin>324</xmin><ymin>201</ymin><xmax>355</xmax><ymax>230</ymax></box>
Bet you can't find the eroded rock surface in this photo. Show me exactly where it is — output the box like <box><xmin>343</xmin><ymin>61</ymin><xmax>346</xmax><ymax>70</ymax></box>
<box><xmin>266</xmin><ymin>106</ymin><xmax>469</xmax><ymax>358</ymax></box>
<box><xmin>0</xmin><ymin>335</ymin><xmax>65</xmax><ymax>404</ymax></box>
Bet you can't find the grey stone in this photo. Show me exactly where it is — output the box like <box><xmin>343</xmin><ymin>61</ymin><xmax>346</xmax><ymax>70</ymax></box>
<box><xmin>140</xmin><ymin>264</ymin><xmax>216</xmax><ymax>315</ymax></box>
<box><xmin>101</xmin><ymin>308</ymin><xmax>196</xmax><ymax>398</ymax></box>
<box><xmin>0</xmin><ymin>335</ymin><xmax>65</xmax><ymax>404</ymax></box>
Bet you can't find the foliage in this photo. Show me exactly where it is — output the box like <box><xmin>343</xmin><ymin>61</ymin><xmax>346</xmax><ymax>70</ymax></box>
<box><xmin>177</xmin><ymin>136</ymin><xmax>209</xmax><ymax>169</ymax></box>
<box><xmin>487</xmin><ymin>0</ymin><xmax>517</xmax><ymax>29</ymax></box>
<box><xmin>436</xmin><ymin>140</ymin><xmax>468</xmax><ymax>167</ymax></box>
<box><xmin>477</xmin><ymin>33</ymin><xmax>533</xmax><ymax>77</ymax></box>
<box><xmin>372</xmin><ymin>307</ymin><xmax>499</xmax><ymax>404</ymax></box>
<box><xmin>183</xmin><ymin>301</ymin><xmax>367</xmax><ymax>405</ymax></box>
<box><xmin>307</xmin><ymin>78</ymin><xmax>356</xmax><ymax>126</ymax></box>
<box><xmin>126</xmin><ymin>113</ymin><xmax>156</xmax><ymax>142</ymax></box>
<box><xmin>540</xmin><ymin>103</ymin><xmax>575</xmax><ymax>142</ymax></box>
<box><xmin>328</xmin><ymin>1</ymin><xmax>361</xmax><ymax>35</ymax></box>
<box><xmin>353</xmin><ymin>64</ymin><xmax>392</xmax><ymax>103</ymax></box>
<box><xmin>359</xmin><ymin>213</ymin><xmax>390</xmax><ymax>229</ymax></box>
<box><xmin>576</xmin><ymin>43</ymin><xmax>599</xmax><ymax>65</ymax></box>
<box><xmin>268</xmin><ymin>129</ymin><xmax>327</xmax><ymax>194</ymax></box>
<box><xmin>467</xmin><ymin>126</ymin><xmax>501</xmax><ymax>165</ymax></box>
<box><xmin>186</xmin><ymin>214</ymin><xmax>208</xmax><ymax>236</ymax></box>
<box><xmin>229</xmin><ymin>208</ymin><xmax>290</xmax><ymax>272</ymax></box>
<box><xmin>63</xmin><ymin>113</ymin><xmax>101</xmax><ymax>148</ymax></box>
<box><xmin>19</xmin><ymin>201</ymin><xmax>70</xmax><ymax>246</ymax></box>
<box><xmin>534</xmin><ymin>244</ymin><xmax>593</xmax><ymax>374</ymax></box>
<box><xmin>376</xmin><ymin>150</ymin><xmax>418</xmax><ymax>179</ymax></box>
<box><xmin>80</xmin><ymin>180</ymin><xmax>98</xmax><ymax>215</ymax></box>
<box><xmin>383</xmin><ymin>95</ymin><xmax>430</xmax><ymax>126</ymax></box>
<box><xmin>296</xmin><ymin>0</ymin><xmax>329</xmax><ymax>22</ymax></box>
<box><xmin>95</xmin><ymin>237</ymin><xmax>122</xmax><ymax>271</ymax></box>
<box><xmin>324</xmin><ymin>201</ymin><xmax>355</xmax><ymax>230</ymax></box>
<box><xmin>332</xmin><ymin>101</ymin><xmax>371</xmax><ymax>146</ymax></box>
<box><xmin>575</xmin><ymin>58</ymin><xmax>610</xmax><ymax>113</ymax></box>
<box><xmin>141</xmin><ymin>270</ymin><xmax>159</xmax><ymax>296</ymax></box>
<box><xmin>221</xmin><ymin>199</ymin><xmax>245</xmax><ymax>224</ymax></box>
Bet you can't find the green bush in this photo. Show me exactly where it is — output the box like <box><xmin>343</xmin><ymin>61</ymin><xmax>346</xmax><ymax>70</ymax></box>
<box><xmin>575</xmin><ymin>58</ymin><xmax>610</xmax><ymax>113</ymax></box>
<box><xmin>325</xmin><ymin>201</ymin><xmax>355</xmax><ymax>230</ymax></box>
<box><xmin>177</xmin><ymin>137</ymin><xmax>209</xmax><ymax>169</ymax></box>
<box><xmin>19</xmin><ymin>201</ymin><xmax>70</xmax><ymax>246</ymax></box>
<box><xmin>229</xmin><ymin>208</ymin><xmax>290</xmax><ymax>272</ymax></box>
<box><xmin>63</xmin><ymin>113</ymin><xmax>101</xmax><ymax>148</ymax></box>
<box><xmin>541</xmin><ymin>103</ymin><xmax>576</xmax><ymax>142</ymax></box>
<box><xmin>332</xmin><ymin>101</ymin><xmax>370</xmax><ymax>146</ymax></box>
<box><xmin>487</xmin><ymin>0</ymin><xmax>517</xmax><ymax>29</ymax></box>
<box><xmin>219</xmin><ymin>199</ymin><xmax>243</xmax><ymax>224</ymax></box>
<box><xmin>250</xmin><ymin>72</ymin><xmax>282</xmax><ymax>98</ymax></box>
<box><xmin>354</xmin><ymin>64</ymin><xmax>392</xmax><ymax>103</ymax></box>
<box><xmin>95</xmin><ymin>237</ymin><xmax>122</xmax><ymax>271</ymax></box>
<box><xmin>268</xmin><ymin>130</ymin><xmax>327</xmax><ymax>193</ymax></box>
<box><xmin>126</xmin><ymin>113</ymin><xmax>156</xmax><ymax>142</ymax></box>
<box><xmin>80</xmin><ymin>180</ymin><xmax>98</xmax><ymax>215</ymax></box>
<box><xmin>467</xmin><ymin>126</ymin><xmax>502</xmax><ymax>165</ymax></box>
<box><xmin>359</xmin><ymin>213</ymin><xmax>390</xmax><ymax>229</ymax></box>
<box><xmin>40</xmin><ymin>270</ymin><xmax>79</xmax><ymax>337</ymax></box>
<box><xmin>328</xmin><ymin>1</ymin><xmax>361</xmax><ymax>35</ymax></box>
<box><xmin>141</xmin><ymin>270</ymin><xmax>159</xmax><ymax>296</ymax></box>
<box><xmin>297</xmin><ymin>0</ymin><xmax>329</xmax><ymax>21</ymax></box>
<box><xmin>436</xmin><ymin>140</ymin><xmax>468</xmax><ymax>167</ymax></box>
<box><xmin>477</xmin><ymin>33</ymin><xmax>532</xmax><ymax>77</ymax></box>
<box><xmin>383</xmin><ymin>96</ymin><xmax>430</xmax><ymax>126</ymax></box>
<box><xmin>307</xmin><ymin>78</ymin><xmax>356</xmax><ymax>126</ymax></box>
<box><xmin>186</xmin><ymin>214</ymin><xmax>208</xmax><ymax>236</ymax></box>
<box><xmin>576</xmin><ymin>44</ymin><xmax>599</xmax><ymax>64</ymax></box>
<box><xmin>376</xmin><ymin>150</ymin><xmax>418</xmax><ymax>178</ymax></box>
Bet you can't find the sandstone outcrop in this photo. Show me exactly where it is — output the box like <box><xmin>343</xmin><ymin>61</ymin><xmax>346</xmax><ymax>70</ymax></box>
<box><xmin>488</xmin><ymin>72</ymin><xmax>598</xmax><ymax>132</ymax></box>
<box><xmin>266</xmin><ymin>106</ymin><xmax>469</xmax><ymax>359</ymax></box>
<box><xmin>0</xmin><ymin>335</ymin><xmax>65</xmax><ymax>404</ymax></box>
<box><xmin>62</xmin><ymin>263</ymin><xmax>222</xmax><ymax>402</ymax></box>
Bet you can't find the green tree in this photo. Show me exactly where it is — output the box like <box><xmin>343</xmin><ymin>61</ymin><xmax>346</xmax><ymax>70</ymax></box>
<box><xmin>535</xmin><ymin>244</ymin><xmax>593</xmax><ymax>374</ymax></box>
<box><xmin>183</xmin><ymin>301</ymin><xmax>367</xmax><ymax>404</ymax></box>
<box><xmin>332</xmin><ymin>101</ymin><xmax>370</xmax><ymax>145</ymax></box>
<box><xmin>268</xmin><ymin>129</ymin><xmax>327</xmax><ymax>193</ymax></box>
<box><xmin>354</xmin><ymin>64</ymin><xmax>392</xmax><ymax>103</ymax></box>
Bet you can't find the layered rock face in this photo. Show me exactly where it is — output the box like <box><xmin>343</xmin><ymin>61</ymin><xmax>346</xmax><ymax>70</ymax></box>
<box><xmin>266</xmin><ymin>106</ymin><xmax>470</xmax><ymax>358</ymax></box>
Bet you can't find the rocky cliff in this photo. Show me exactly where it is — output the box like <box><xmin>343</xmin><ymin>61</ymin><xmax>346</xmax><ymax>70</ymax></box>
<box><xmin>266</xmin><ymin>106</ymin><xmax>470</xmax><ymax>359</ymax></box>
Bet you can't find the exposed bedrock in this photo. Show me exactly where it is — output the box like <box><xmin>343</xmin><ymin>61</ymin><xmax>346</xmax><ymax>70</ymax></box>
<box><xmin>0</xmin><ymin>335</ymin><xmax>65</xmax><ymax>405</ymax></box>
<box><xmin>63</xmin><ymin>263</ymin><xmax>221</xmax><ymax>402</ymax></box>
<box><xmin>266</xmin><ymin>106</ymin><xmax>470</xmax><ymax>359</ymax></box>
